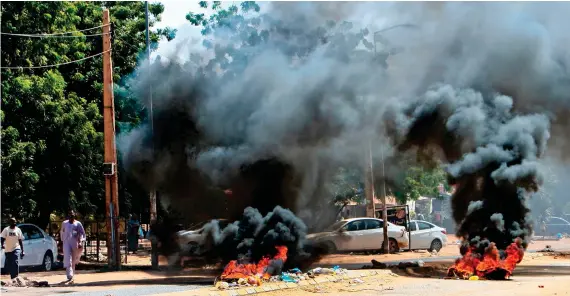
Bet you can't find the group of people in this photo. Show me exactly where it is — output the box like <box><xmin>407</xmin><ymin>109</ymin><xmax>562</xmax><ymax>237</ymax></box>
<box><xmin>2</xmin><ymin>211</ymin><xmax>86</xmax><ymax>283</ymax></box>
<box><xmin>1</xmin><ymin>211</ymin><xmax>144</xmax><ymax>283</ymax></box>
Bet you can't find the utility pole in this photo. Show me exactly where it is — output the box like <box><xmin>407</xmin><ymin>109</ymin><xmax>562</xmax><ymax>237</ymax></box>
<box><xmin>380</xmin><ymin>145</ymin><xmax>389</xmax><ymax>254</ymax></box>
<box><xmin>145</xmin><ymin>1</ymin><xmax>159</xmax><ymax>270</ymax></box>
<box><xmin>364</xmin><ymin>142</ymin><xmax>376</xmax><ymax>218</ymax></box>
<box><xmin>102</xmin><ymin>9</ymin><xmax>121</xmax><ymax>269</ymax></box>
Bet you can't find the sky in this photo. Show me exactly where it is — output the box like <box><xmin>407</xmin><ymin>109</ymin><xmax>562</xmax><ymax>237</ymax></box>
<box><xmin>153</xmin><ymin>1</ymin><xmax>244</xmax><ymax>60</ymax></box>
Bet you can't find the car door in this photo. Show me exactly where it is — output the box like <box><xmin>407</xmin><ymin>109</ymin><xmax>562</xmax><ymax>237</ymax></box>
<box><xmin>19</xmin><ymin>225</ymin><xmax>45</xmax><ymax>266</ymax></box>
<box><xmin>338</xmin><ymin>220</ymin><xmax>367</xmax><ymax>251</ymax></box>
<box><xmin>408</xmin><ymin>221</ymin><xmax>420</xmax><ymax>249</ymax></box>
<box><xmin>18</xmin><ymin>225</ymin><xmax>35</xmax><ymax>266</ymax></box>
<box><xmin>414</xmin><ymin>222</ymin><xmax>435</xmax><ymax>249</ymax></box>
<box><xmin>359</xmin><ymin>219</ymin><xmax>384</xmax><ymax>250</ymax></box>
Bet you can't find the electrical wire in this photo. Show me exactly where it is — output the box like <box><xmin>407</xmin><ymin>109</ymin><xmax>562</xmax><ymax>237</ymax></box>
<box><xmin>1</xmin><ymin>50</ymin><xmax>110</xmax><ymax>69</ymax></box>
<box><xmin>0</xmin><ymin>24</ymin><xmax>110</xmax><ymax>37</ymax></box>
<box><xmin>1</xmin><ymin>32</ymin><xmax>111</xmax><ymax>38</ymax></box>
<box><xmin>113</xmin><ymin>35</ymin><xmax>144</xmax><ymax>53</ymax></box>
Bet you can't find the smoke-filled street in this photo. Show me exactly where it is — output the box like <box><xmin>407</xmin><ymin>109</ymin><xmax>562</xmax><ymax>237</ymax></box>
<box><xmin>3</xmin><ymin>1</ymin><xmax>570</xmax><ymax>295</ymax></box>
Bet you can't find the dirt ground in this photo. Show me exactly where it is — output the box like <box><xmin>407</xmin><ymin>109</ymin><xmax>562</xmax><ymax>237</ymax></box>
<box><xmin>2</xmin><ymin>237</ymin><xmax>569</xmax><ymax>295</ymax></box>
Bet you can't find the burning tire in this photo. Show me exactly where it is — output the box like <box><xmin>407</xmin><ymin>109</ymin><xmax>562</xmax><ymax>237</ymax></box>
<box><xmin>429</xmin><ymin>239</ymin><xmax>443</xmax><ymax>252</ymax></box>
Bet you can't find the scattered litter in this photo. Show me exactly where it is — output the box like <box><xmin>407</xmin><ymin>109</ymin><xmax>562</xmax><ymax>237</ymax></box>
<box><xmin>417</xmin><ymin>260</ymin><xmax>425</xmax><ymax>267</ymax></box>
<box><xmin>469</xmin><ymin>276</ymin><xmax>479</xmax><ymax>281</ymax></box>
<box><xmin>281</xmin><ymin>274</ymin><xmax>299</xmax><ymax>283</ymax></box>
<box><xmin>216</xmin><ymin>281</ymin><xmax>230</xmax><ymax>290</ymax></box>
<box><xmin>351</xmin><ymin>278</ymin><xmax>365</xmax><ymax>284</ymax></box>
<box><xmin>312</xmin><ymin>267</ymin><xmax>334</xmax><ymax>275</ymax></box>
<box><xmin>539</xmin><ymin>285</ymin><xmax>544</xmax><ymax>288</ymax></box>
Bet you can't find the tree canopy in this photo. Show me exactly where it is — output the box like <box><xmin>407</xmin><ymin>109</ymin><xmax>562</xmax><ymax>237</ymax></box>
<box><xmin>1</xmin><ymin>1</ymin><xmax>175</xmax><ymax>226</ymax></box>
<box><xmin>1</xmin><ymin>0</ymin><xmax>450</xmax><ymax>228</ymax></box>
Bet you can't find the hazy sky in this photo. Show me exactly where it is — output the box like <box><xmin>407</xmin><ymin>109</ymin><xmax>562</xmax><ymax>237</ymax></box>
<box><xmin>155</xmin><ymin>1</ymin><xmax>203</xmax><ymax>29</ymax></box>
<box><xmin>153</xmin><ymin>1</ymin><xmax>243</xmax><ymax>59</ymax></box>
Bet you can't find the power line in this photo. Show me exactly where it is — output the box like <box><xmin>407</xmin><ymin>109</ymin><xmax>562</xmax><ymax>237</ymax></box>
<box><xmin>0</xmin><ymin>24</ymin><xmax>110</xmax><ymax>37</ymax></box>
<box><xmin>1</xmin><ymin>50</ymin><xmax>110</xmax><ymax>69</ymax></box>
<box><xmin>1</xmin><ymin>32</ymin><xmax>110</xmax><ymax>38</ymax></box>
<box><xmin>113</xmin><ymin>35</ymin><xmax>144</xmax><ymax>53</ymax></box>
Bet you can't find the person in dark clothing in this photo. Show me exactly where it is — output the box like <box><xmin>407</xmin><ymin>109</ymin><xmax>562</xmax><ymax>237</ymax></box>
<box><xmin>1</xmin><ymin>218</ymin><xmax>25</xmax><ymax>279</ymax></box>
<box><xmin>127</xmin><ymin>214</ymin><xmax>143</xmax><ymax>254</ymax></box>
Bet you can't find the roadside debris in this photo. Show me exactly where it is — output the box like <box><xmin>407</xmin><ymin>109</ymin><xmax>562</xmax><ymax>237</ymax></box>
<box><xmin>365</xmin><ymin>259</ymin><xmax>425</xmax><ymax>270</ymax></box>
<box><xmin>216</xmin><ymin>266</ymin><xmax>349</xmax><ymax>290</ymax></box>
<box><xmin>0</xmin><ymin>277</ymin><xmax>50</xmax><ymax>288</ymax></box>
<box><xmin>538</xmin><ymin>245</ymin><xmax>555</xmax><ymax>252</ymax></box>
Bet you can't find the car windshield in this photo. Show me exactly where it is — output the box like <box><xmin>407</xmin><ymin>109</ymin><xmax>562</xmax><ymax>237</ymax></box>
<box><xmin>325</xmin><ymin>221</ymin><xmax>348</xmax><ymax>232</ymax></box>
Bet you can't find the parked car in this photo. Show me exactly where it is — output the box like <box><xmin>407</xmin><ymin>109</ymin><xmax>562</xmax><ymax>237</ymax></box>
<box><xmin>1</xmin><ymin>223</ymin><xmax>58</xmax><ymax>272</ymax></box>
<box><xmin>306</xmin><ymin>218</ymin><xmax>409</xmax><ymax>253</ymax></box>
<box><xmin>177</xmin><ymin>219</ymin><xmax>231</xmax><ymax>255</ymax></box>
<box><xmin>408</xmin><ymin>220</ymin><xmax>448</xmax><ymax>252</ymax></box>
<box><xmin>536</xmin><ymin>216</ymin><xmax>570</xmax><ymax>237</ymax></box>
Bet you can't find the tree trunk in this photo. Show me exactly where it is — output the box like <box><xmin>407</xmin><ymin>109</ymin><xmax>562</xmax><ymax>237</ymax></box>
<box><xmin>335</xmin><ymin>202</ymin><xmax>349</xmax><ymax>219</ymax></box>
<box><xmin>37</xmin><ymin>207</ymin><xmax>52</xmax><ymax>233</ymax></box>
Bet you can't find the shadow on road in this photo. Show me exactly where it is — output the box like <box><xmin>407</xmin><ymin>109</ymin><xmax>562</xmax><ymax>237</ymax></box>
<box><xmin>52</xmin><ymin>275</ymin><xmax>215</xmax><ymax>287</ymax></box>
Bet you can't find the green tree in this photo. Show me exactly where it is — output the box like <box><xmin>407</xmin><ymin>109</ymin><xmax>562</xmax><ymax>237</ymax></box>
<box><xmin>1</xmin><ymin>1</ymin><xmax>174</xmax><ymax>226</ymax></box>
<box><xmin>185</xmin><ymin>1</ymin><xmax>376</xmax><ymax>81</ymax></box>
<box><xmin>330</xmin><ymin>168</ymin><xmax>364</xmax><ymax>217</ymax></box>
<box><xmin>392</xmin><ymin>165</ymin><xmax>449</xmax><ymax>204</ymax></box>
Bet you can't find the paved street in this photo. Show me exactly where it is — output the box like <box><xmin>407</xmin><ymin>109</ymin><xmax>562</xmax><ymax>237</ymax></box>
<box><xmin>2</xmin><ymin>236</ymin><xmax>569</xmax><ymax>296</ymax></box>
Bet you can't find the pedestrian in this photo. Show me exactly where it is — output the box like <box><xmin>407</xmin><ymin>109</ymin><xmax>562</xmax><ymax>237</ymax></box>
<box><xmin>127</xmin><ymin>214</ymin><xmax>143</xmax><ymax>254</ymax></box>
<box><xmin>1</xmin><ymin>218</ymin><xmax>25</xmax><ymax>280</ymax></box>
<box><xmin>60</xmin><ymin>210</ymin><xmax>85</xmax><ymax>283</ymax></box>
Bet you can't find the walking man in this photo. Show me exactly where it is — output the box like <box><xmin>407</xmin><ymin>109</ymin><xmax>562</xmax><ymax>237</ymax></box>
<box><xmin>1</xmin><ymin>218</ymin><xmax>24</xmax><ymax>280</ymax></box>
<box><xmin>60</xmin><ymin>210</ymin><xmax>85</xmax><ymax>283</ymax></box>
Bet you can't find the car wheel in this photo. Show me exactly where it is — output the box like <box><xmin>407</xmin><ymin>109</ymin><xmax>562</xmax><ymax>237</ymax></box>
<box><xmin>188</xmin><ymin>242</ymin><xmax>199</xmax><ymax>255</ymax></box>
<box><xmin>429</xmin><ymin>239</ymin><xmax>443</xmax><ymax>252</ymax></box>
<box><xmin>322</xmin><ymin>241</ymin><xmax>337</xmax><ymax>254</ymax></box>
<box><xmin>389</xmin><ymin>238</ymin><xmax>400</xmax><ymax>253</ymax></box>
<box><xmin>42</xmin><ymin>251</ymin><xmax>54</xmax><ymax>271</ymax></box>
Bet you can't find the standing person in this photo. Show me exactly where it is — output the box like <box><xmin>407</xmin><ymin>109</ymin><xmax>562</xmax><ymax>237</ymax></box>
<box><xmin>1</xmin><ymin>218</ymin><xmax>24</xmax><ymax>280</ymax></box>
<box><xmin>60</xmin><ymin>210</ymin><xmax>85</xmax><ymax>283</ymax></box>
<box><xmin>127</xmin><ymin>214</ymin><xmax>143</xmax><ymax>254</ymax></box>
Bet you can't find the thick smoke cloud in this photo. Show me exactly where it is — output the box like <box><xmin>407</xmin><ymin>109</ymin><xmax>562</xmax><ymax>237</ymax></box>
<box><xmin>121</xmin><ymin>2</ymin><xmax>570</xmax><ymax>259</ymax></box>
<box><xmin>384</xmin><ymin>85</ymin><xmax>550</xmax><ymax>250</ymax></box>
<box><xmin>197</xmin><ymin>206</ymin><xmax>310</xmax><ymax>269</ymax></box>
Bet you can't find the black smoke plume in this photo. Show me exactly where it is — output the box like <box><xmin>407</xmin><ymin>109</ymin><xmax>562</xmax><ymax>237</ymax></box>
<box><xmin>121</xmin><ymin>2</ymin><xmax>570</xmax><ymax>262</ymax></box>
<box><xmin>197</xmin><ymin>206</ymin><xmax>311</xmax><ymax>270</ymax></box>
<box><xmin>384</xmin><ymin>85</ymin><xmax>550</xmax><ymax>252</ymax></box>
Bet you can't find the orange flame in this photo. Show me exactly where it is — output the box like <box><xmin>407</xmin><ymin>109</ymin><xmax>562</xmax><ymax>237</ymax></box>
<box><xmin>448</xmin><ymin>238</ymin><xmax>524</xmax><ymax>280</ymax></box>
<box><xmin>221</xmin><ymin>246</ymin><xmax>288</xmax><ymax>284</ymax></box>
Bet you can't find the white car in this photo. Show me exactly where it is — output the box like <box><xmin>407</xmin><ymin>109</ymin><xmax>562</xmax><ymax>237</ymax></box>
<box><xmin>1</xmin><ymin>223</ymin><xmax>58</xmax><ymax>271</ymax></box>
<box><xmin>306</xmin><ymin>218</ymin><xmax>409</xmax><ymax>253</ymax></box>
<box><xmin>177</xmin><ymin>219</ymin><xmax>231</xmax><ymax>254</ymax></box>
<box><xmin>408</xmin><ymin>220</ymin><xmax>448</xmax><ymax>252</ymax></box>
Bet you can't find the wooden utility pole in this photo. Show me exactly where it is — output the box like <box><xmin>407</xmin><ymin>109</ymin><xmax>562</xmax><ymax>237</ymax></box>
<box><xmin>364</xmin><ymin>142</ymin><xmax>376</xmax><ymax>218</ymax></box>
<box><xmin>145</xmin><ymin>1</ymin><xmax>159</xmax><ymax>270</ymax></box>
<box><xmin>102</xmin><ymin>9</ymin><xmax>121</xmax><ymax>270</ymax></box>
<box><xmin>380</xmin><ymin>146</ymin><xmax>389</xmax><ymax>254</ymax></box>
